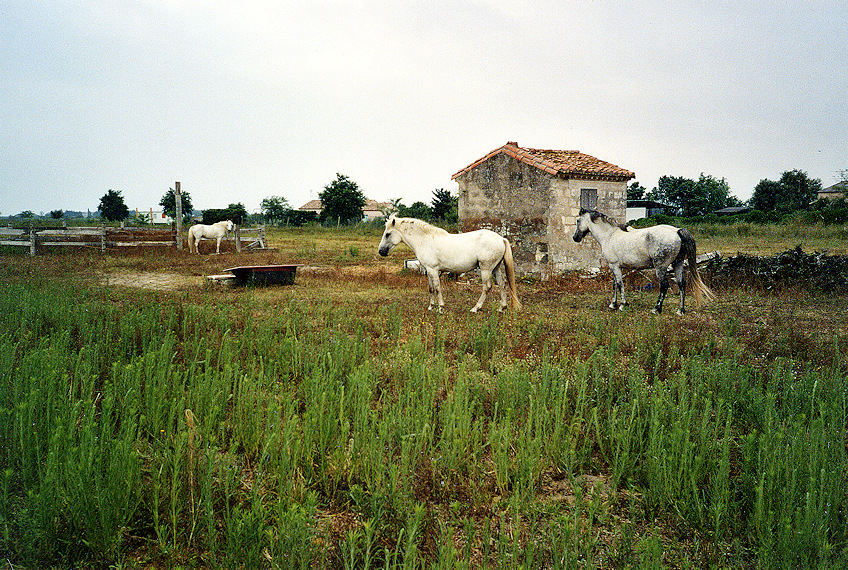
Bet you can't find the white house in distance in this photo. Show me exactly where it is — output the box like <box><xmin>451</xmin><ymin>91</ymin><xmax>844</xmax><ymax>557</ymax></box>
<box><xmin>298</xmin><ymin>198</ymin><xmax>391</xmax><ymax>221</ymax></box>
<box><xmin>625</xmin><ymin>199</ymin><xmax>674</xmax><ymax>222</ymax></box>
<box><xmin>818</xmin><ymin>181</ymin><xmax>847</xmax><ymax>201</ymax></box>
<box><xmin>134</xmin><ymin>208</ymin><xmax>170</xmax><ymax>223</ymax></box>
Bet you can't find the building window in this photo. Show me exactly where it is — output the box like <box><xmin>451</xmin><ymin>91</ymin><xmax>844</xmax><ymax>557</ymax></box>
<box><xmin>580</xmin><ymin>188</ymin><xmax>598</xmax><ymax>210</ymax></box>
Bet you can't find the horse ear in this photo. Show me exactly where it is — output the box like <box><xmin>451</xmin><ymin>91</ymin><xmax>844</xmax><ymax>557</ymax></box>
<box><xmin>391</xmin><ymin>216</ymin><xmax>396</xmax><ymax>227</ymax></box>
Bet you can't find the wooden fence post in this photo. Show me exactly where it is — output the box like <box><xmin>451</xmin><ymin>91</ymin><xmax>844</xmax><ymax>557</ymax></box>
<box><xmin>101</xmin><ymin>224</ymin><xmax>106</xmax><ymax>253</ymax></box>
<box><xmin>29</xmin><ymin>223</ymin><xmax>36</xmax><ymax>257</ymax></box>
<box><xmin>175</xmin><ymin>181</ymin><xmax>183</xmax><ymax>250</ymax></box>
<box><xmin>235</xmin><ymin>226</ymin><xmax>241</xmax><ymax>252</ymax></box>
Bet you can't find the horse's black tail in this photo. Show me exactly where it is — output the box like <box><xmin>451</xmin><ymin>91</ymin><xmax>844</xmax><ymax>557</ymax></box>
<box><xmin>677</xmin><ymin>228</ymin><xmax>715</xmax><ymax>306</ymax></box>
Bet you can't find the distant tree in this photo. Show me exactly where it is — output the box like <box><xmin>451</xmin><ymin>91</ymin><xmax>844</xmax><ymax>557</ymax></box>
<box><xmin>750</xmin><ymin>179</ymin><xmax>783</xmax><ymax>212</ymax></box>
<box><xmin>225</xmin><ymin>203</ymin><xmax>249</xmax><ymax>225</ymax></box>
<box><xmin>260</xmin><ymin>196</ymin><xmax>291</xmax><ymax>226</ymax></box>
<box><xmin>98</xmin><ymin>190</ymin><xmax>129</xmax><ymax>221</ymax></box>
<box><xmin>725</xmin><ymin>195</ymin><xmax>744</xmax><ymax>208</ymax></box>
<box><xmin>778</xmin><ymin>170</ymin><xmax>820</xmax><ymax>210</ymax></box>
<box><xmin>750</xmin><ymin>170</ymin><xmax>821</xmax><ymax>212</ymax></box>
<box><xmin>49</xmin><ymin>210</ymin><xmax>64</xmax><ymax>219</ymax></box>
<box><xmin>318</xmin><ymin>173</ymin><xmax>365</xmax><ymax>225</ymax></box>
<box><xmin>400</xmin><ymin>201</ymin><xmax>432</xmax><ymax>220</ymax></box>
<box><xmin>646</xmin><ymin>174</ymin><xmax>731</xmax><ymax>216</ymax></box>
<box><xmin>646</xmin><ymin>176</ymin><xmax>694</xmax><ymax>213</ymax></box>
<box><xmin>286</xmin><ymin>210</ymin><xmax>318</xmax><ymax>227</ymax></box>
<box><xmin>687</xmin><ymin>174</ymin><xmax>731</xmax><ymax>216</ymax></box>
<box><xmin>431</xmin><ymin>188</ymin><xmax>457</xmax><ymax>222</ymax></box>
<box><xmin>627</xmin><ymin>181</ymin><xmax>646</xmax><ymax>201</ymax></box>
<box><xmin>159</xmin><ymin>188</ymin><xmax>194</xmax><ymax>224</ymax></box>
<box><xmin>19</xmin><ymin>210</ymin><xmax>35</xmax><ymax>219</ymax></box>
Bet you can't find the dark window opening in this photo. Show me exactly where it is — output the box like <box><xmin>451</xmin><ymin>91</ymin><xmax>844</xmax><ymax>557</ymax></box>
<box><xmin>580</xmin><ymin>188</ymin><xmax>598</xmax><ymax>210</ymax></box>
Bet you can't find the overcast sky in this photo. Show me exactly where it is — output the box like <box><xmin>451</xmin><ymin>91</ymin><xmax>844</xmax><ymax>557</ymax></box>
<box><xmin>2</xmin><ymin>0</ymin><xmax>846</xmax><ymax>216</ymax></box>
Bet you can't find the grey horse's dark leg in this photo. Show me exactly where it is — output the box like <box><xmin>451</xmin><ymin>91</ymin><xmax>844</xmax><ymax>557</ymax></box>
<box><xmin>653</xmin><ymin>266</ymin><xmax>669</xmax><ymax>314</ymax></box>
<box><xmin>674</xmin><ymin>261</ymin><xmax>687</xmax><ymax>315</ymax></box>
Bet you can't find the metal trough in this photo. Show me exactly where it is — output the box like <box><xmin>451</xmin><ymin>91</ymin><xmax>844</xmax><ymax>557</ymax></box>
<box><xmin>223</xmin><ymin>265</ymin><xmax>298</xmax><ymax>286</ymax></box>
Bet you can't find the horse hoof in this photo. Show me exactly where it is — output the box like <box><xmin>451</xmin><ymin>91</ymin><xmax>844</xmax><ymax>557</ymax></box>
<box><xmin>438</xmin><ymin>307</ymin><xmax>445</xmax><ymax>314</ymax></box>
<box><xmin>470</xmin><ymin>307</ymin><xmax>478</xmax><ymax>313</ymax></box>
<box><xmin>676</xmin><ymin>310</ymin><xmax>685</xmax><ymax>316</ymax></box>
<box><xmin>651</xmin><ymin>308</ymin><xmax>661</xmax><ymax>315</ymax></box>
<box><xmin>618</xmin><ymin>305</ymin><xmax>625</xmax><ymax>311</ymax></box>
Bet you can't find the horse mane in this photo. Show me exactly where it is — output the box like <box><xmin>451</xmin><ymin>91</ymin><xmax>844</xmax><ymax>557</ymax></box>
<box><xmin>586</xmin><ymin>209</ymin><xmax>630</xmax><ymax>231</ymax></box>
<box><xmin>396</xmin><ymin>217</ymin><xmax>449</xmax><ymax>237</ymax></box>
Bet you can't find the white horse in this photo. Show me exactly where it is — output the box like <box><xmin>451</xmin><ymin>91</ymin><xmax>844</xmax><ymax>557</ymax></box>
<box><xmin>187</xmin><ymin>220</ymin><xmax>234</xmax><ymax>254</ymax></box>
<box><xmin>378</xmin><ymin>215</ymin><xmax>521</xmax><ymax>313</ymax></box>
<box><xmin>572</xmin><ymin>208</ymin><xmax>715</xmax><ymax>315</ymax></box>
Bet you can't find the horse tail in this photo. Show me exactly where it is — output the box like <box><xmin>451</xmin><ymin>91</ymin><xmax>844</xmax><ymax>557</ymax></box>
<box><xmin>678</xmin><ymin>228</ymin><xmax>715</xmax><ymax>306</ymax></box>
<box><xmin>502</xmin><ymin>238</ymin><xmax>522</xmax><ymax>311</ymax></box>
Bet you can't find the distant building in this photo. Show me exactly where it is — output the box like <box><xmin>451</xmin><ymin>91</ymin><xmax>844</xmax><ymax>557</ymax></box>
<box><xmin>298</xmin><ymin>199</ymin><xmax>322</xmax><ymax>216</ymax></box>
<box><xmin>134</xmin><ymin>209</ymin><xmax>169</xmax><ymax>223</ymax></box>
<box><xmin>817</xmin><ymin>181</ymin><xmax>847</xmax><ymax>201</ymax></box>
<box><xmin>626</xmin><ymin>200</ymin><xmax>676</xmax><ymax>222</ymax></box>
<box><xmin>713</xmin><ymin>206</ymin><xmax>751</xmax><ymax>216</ymax></box>
<box><xmin>297</xmin><ymin>198</ymin><xmax>391</xmax><ymax>221</ymax></box>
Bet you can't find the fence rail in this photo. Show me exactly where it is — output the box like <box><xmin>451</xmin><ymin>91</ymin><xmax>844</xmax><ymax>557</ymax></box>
<box><xmin>1</xmin><ymin>224</ymin><xmax>269</xmax><ymax>256</ymax></box>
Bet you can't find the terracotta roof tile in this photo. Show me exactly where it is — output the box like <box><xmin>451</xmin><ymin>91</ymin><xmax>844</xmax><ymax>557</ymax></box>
<box><xmin>452</xmin><ymin>141</ymin><xmax>634</xmax><ymax>181</ymax></box>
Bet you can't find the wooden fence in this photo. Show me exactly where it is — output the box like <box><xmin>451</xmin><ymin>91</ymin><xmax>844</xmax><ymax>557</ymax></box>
<box><xmin>0</xmin><ymin>224</ymin><xmax>269</xmax><ymax>256</ymax></box>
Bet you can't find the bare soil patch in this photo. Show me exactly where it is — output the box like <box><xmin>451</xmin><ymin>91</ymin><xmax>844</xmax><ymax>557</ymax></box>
<box><xmin>103</xmin><ymin>270</ymin><xmax>202</xmax><ymax>291</ymax></box>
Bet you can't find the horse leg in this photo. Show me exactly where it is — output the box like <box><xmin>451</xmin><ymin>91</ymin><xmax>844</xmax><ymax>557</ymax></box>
<box><xmin>609</xmin><ymin>266</ymin><xmax>626</xmax><ymax>311</ymax></box>
<box><xmin>426</xmin><ymin>268</ymin><xmax>444</xmax><ymax>313</ymax></box>
<box><xmin>216</xmin><ymin>236</ymin><xmax>222</xmax><ymax>254</ymax></box>
<box><xmin>471</xmin><ymin>268</ymin><xmax>493</xmax><ymax>313</ymax></box>
<box><xmin>674</xmin><ymin>261</ymin><xmax>687</xmax><ymax>315</ymax></box>
<box><xmin>653</xmin><ymin>266</ymin><xmax>670</xmax><ymax>314</ymax></box>
<box><xmin>494</xmin><ymin>263</ymin><xmax>509</xmax><ymax>312</ymax></box>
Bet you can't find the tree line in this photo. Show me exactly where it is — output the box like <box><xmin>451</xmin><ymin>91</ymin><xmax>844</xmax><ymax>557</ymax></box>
<box><xmin>628</xmin><ymin>168</ymin><xmax>840</xmax><ymax>218</ymax></box>
<box><xmin>13</xmin><ymin>167</ymin><xmax>844</xmax><ymax>225</ymax></box>
<box><xmin>260</xmin><ymin>173</ymin><xmax>457</xmax><ymax>227</ymax></box>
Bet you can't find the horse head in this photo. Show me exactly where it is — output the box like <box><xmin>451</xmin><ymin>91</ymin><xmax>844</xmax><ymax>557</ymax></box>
<box><xmin>573</xmin><ymin>209</ymin><xmax>593</xmax><ymax>242</ymax></box>
<box><xmin>225</xmin><ymin>220</ymin><xmax>234</xmax><ymax>231</ymax></box>
<box><xmin>378</xmin><ymin>215</ymin><xmax>402</xmax><ymax>256</ymax></box>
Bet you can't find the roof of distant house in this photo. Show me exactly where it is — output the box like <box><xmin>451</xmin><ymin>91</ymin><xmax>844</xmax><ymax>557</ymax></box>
<box><xmin>452</xmin><ymin>141</ymin><xmax>635</xmax><ymax>181</ymax></box>
<box><xmin>820</xmin><ymin>181</ymin><xmax>848</xmax><ymax>194</ymax></box>
<box><xmin>298</xmin><ymin>198</ymin><xmax>391</xmax><ymax>211</ymax></box>
<box><xmin>627</xmin><ymin>200</ymin><xmax>674</xmax><ymax>209</ymax></box>
<box><xmin>714</xmin><ymin>206</ymin><xmax>751</xmax><ymax>215</ymax></box>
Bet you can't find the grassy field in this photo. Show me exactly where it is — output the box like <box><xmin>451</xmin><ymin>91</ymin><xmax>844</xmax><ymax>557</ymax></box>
<box><xmin>1</xmin><ymin>221</ymin><xmax>847</xmax><ymax>569</ymax></box>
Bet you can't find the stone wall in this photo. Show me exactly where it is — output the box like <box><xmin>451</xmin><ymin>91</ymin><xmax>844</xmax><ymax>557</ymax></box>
<box><xmin>457</xmin><ymin>154</ymin><xmax>627</xmax><ymax>277</ymax></box>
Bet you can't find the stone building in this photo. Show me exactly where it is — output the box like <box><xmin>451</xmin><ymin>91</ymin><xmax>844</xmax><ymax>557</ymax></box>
<box><xmin>452</xmin><ymin>141</ymin><xmax>634</xmax><ymax>277</ymax></box>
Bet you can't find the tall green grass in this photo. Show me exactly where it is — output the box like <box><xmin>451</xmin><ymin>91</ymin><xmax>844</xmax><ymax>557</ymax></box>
<box><xmin>0</xmin><ymin>279</ymin><xmax>846</xmax><ymax>568</ymax></box>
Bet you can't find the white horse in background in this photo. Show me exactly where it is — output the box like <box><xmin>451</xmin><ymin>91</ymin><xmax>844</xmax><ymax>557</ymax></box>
<box><xmin>187</xmin><ymin>220</ymin><xmax>234</xmax><ymax>254</ymax></box>
<box><xmin>378</xmin><ymin>215</ymin><xmax>521</xmax><ymax>313</ymax></box>
<box><xmin>572</xmin><ymin>208</ymin><xmax>715</xmax><ymax>315</ymax></box>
